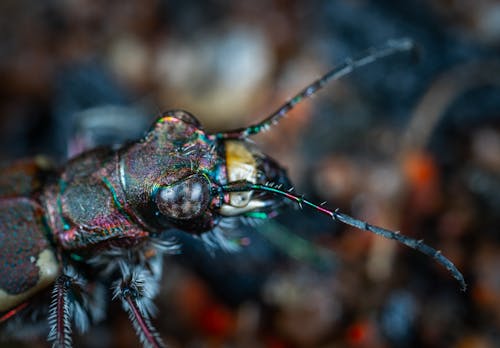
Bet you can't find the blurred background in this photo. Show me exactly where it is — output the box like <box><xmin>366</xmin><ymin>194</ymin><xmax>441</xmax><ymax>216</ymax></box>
<box><xmin>1</xmin><ymin>0</ymin><xmax>500</xmax><ymax>347</ymax></box>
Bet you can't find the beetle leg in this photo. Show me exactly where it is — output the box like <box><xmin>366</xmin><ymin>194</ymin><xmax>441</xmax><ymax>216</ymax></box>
<box><xmin>48</xmin><ymin>275</ymin><xmax>73</xmax><ymax>348</ymax></box>
<box><xmin>113</xmin><ymin>263</ymin><xmax>164</xmax><ymax>348</ymax></box>
<box><xmin>48</xmin><ymin>267</ymin><xmax>90</xmax><ymax>348</ymax></box>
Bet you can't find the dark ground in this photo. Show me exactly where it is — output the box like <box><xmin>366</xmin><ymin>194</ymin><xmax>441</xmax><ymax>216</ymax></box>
<box><xmin>1</xmin><ymin>0</ymin><xmax>499</xmax><ymax>347</ymax></box>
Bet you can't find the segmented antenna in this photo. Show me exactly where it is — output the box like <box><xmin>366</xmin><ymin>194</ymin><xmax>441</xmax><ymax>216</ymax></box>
<box><xmin>222</xmin><ymin>181</ymin><xmax>466</xmax><ymax>291</ymax></box>
<box><xmin>215</xmin><ymin>38</ymin><xmax>415</xmax><ymax>140</ymax></box>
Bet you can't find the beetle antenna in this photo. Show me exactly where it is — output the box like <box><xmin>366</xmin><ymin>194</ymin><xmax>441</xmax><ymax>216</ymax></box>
<box><xmin>222</xmin><ymin>181</ymin><xmax>466</xmax><ymax>291</ymax></box>
<box><xmin>215</xmin><ymin>38</ymin><xmax>415</xmax><ymax>140</ymax></box>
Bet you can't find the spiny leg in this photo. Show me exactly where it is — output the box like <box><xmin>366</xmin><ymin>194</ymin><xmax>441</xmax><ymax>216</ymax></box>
<box><xmin>48</xmin><ymin>268</ymin><xmax>90</xmax><ymax>348</ymax></box>
<box><xmin>113</xmin><ymin>263</ymin><xmax>164</xmax><ymax>348</ymax></box>
<box><xmin>221</xmin><ymin>181</ymin><xmax>466</xmax><ymax>291</ymax></box>
<box><xmin>214</xmin><ymin>38</ymin><xmax>414</xmax><ymax>140</ymax></box>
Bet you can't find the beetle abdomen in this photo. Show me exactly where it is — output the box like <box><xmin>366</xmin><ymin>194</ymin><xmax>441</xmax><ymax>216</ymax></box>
<box><xmin>0</xmin><ymin>198</ymin><xmax>59</xmax><ymax>312</ymax></box>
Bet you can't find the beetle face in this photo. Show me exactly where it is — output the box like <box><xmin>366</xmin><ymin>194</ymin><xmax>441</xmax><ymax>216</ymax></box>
<box><xmin>149</xmin><ymin>140</ymin><xmax>291</xmax><ymax>235</ymax></box>
<box><xmin>119</xmin><ymin>110</ymin><xmax>221</xmax><ymax>234</ymax></box>
<box><xmin>120</xmin><ymin>110</ymin><xmax>291</xmax><ymax>235</ymax></box>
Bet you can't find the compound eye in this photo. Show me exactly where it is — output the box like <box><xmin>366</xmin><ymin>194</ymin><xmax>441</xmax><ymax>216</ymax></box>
<box><xmin>161</xmin><ymin>110</ymin><xmax>201</xmax><ymax>128</ymax></box>
<box><xmin>154</xmin><ymin>174</ymin><xmax>211</xmax><ymax>219</ymax></box>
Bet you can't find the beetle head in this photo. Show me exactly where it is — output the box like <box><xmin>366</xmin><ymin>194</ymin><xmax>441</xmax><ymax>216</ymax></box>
<box><xmin>119</xmin><ymin>110</ymin><xmax>291</xmax><ymax>235</ymax></box>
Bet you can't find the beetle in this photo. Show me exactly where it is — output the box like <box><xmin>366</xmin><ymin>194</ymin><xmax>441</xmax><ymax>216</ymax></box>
<box><xmin>0</xmin><ymin>38</ymin><xmax>465</xmax><ymax>348</ymax></box>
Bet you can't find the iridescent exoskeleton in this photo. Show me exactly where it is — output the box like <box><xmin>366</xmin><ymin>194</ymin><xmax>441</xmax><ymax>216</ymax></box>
<box><xmin>0</xmin><ymin>38</ymin><xmax>465</xmax><ymax>348</ymax></box>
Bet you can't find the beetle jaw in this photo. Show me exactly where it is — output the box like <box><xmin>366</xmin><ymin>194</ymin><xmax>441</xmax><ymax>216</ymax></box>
<box><xmin>217</xmin><ymin>140</ymin><xmax>291</xmax><ymax>217</ymax></box>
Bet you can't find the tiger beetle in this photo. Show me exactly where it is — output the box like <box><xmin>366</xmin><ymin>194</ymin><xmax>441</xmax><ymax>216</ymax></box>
<box><xmin>0</xmin><ymin>38</ymin><xmax>465</xmax><ymax>348</ymax></box>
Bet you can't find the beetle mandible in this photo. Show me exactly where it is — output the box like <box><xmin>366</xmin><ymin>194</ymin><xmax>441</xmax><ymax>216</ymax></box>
<box><xmin>0</xmin><ymin>38</ymin><xmax>465</xmax><ymax>348</ymax></box>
